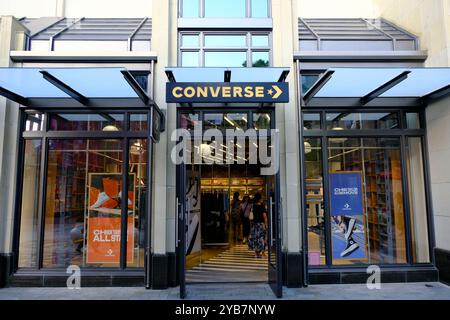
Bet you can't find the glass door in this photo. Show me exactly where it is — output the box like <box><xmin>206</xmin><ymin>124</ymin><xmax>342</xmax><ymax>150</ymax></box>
<box><xmin>177</xmin><ymin>163</ymin><xmax>187</xmax><ymax>298</ymax></box>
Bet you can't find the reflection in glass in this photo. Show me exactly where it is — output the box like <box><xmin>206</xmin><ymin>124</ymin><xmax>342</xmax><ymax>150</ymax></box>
<box><xmin>252</xmin><ymin>35</ymin><xmax>269</xmax><ymax>47</ymax></box>
<box><xmin>301</xmin><ymin>75</ymin><xmax>319</xmax><ymax>94</ymax></box>
<box><xmin>18</xmin><ymin>140</ymin><xmax>42</xmax><ymax>267</ymax></box>
<box><xmin>251</xmin><ymin>0</ymin><xmax>269</xmax><ymax>17</ymax></box>
<box><xmin>130</xmin><ymin>113</ymin><xmax>148</xmax><ymax>131</ymax></box>
<box><xmin>204</xmin><ymin>35</ymin><xmax>246</xmax><ymax>47</ymax></box>
<box><xmin>182</xmin><ymin>0</ymin><xmax>199</xmax><ymax>17</ymax></box>
<box><xmin>303</xmin><ymin>113</ymin><xmax>321</xmax><ymax>130</ymax></box>
<box><xmin>43</xmin><ymin>139</ymin><xmax>124</xmax><ymax>268</ymax></box>
<box><xmin>204</xmin><ymin>113</ymin><xmax>224</xmax><ymax>130</ymax></box>
<box><xmin>224</xmin><ymin>113</ymin><xmax>248</xmax><ymax>130</ymax></box>
<box><xmin>128</xmin><ymin>139</ymin><xmax>149</xmax><ymax>267</ymax></box>
<box><xmin>180</xmin><ymin>113</ymin><xmax>199</xmax><ymax>131</ymax></box>
<box><xmin>305</xmin><ymin>138</ymin><xmax>325</xmax><ymax>266</ymax></box>
<box><xmin>253</xmin><ymin>113</ymin><xmax>271</xmax><ymax>130</ymax></box>
<box><xmin>406</xmin><ymin>112</ymin><xmax>421</xmax><ymax>129</ymax></box>
<box><xmin>252</xmin><ymin>52</ymin><xmax>269</xmax><ymax>67</ymax></box>
<box><xmin>181</xmin><ymin>51</ymin><xmax>199</xmax><ymax>67</ymax></box>
<box><xmin>204</xmin><ymin>51</ymin><xmax>247</xmax><ymax>67</ymax></box>
<box><xmin>204</xmin><ymin>0</ymin><xmax>246</xmax><ymax>17</ymax></box>
<box><xmin>406</xmin><ymin>137</ymin><xmax>430</xmax><ymax>263</ymax></box>
<box><xmin>49</xmin><ymin>113</ymin><xmax>124</xmax><ymax>131</ymax></box>
<box><xmin>25</xmin><ymin>111</ymin><xmax>45</xmax><ymax>132</ymax></box>
<box><xmin>182</xmin><ymin>35</ymin><xmax>200</xmax><ymax>47</ymax></box>
<box><xmin>326</xmin><ymin>112</ymin><xmax>399</xmax><ymax>130</ymax></box>
<box><xmin>328</xmin><ymin>138</ymin><xmax>406</xmax><ymax>265</ymax></box>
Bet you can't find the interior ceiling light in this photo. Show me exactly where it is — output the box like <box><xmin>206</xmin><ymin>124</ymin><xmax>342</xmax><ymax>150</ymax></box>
<box><xmin>304</xmin><ymin>141</ymin><xmax>312</xmax><ymax>154</ymax></box>
<box><xmin>102</xmin><ymin>124</ymin><xmax>119</xmax><ymax>131</ymax></box>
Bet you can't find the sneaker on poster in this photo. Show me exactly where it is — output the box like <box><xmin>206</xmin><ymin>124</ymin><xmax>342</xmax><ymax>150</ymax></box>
<box><xmin>344</xmin><ymin>218</ymin><xmax>357</xmax><ymax>240</ymax></box>
<box><xmin>118</xmin><ymin>191</ymin><xmax>133</xmax><ymax>206</ymax></box>
<box><xmin>90</xmin><ymin>192</ymin><xmax>110</xmax><ymax>209</ymax></box>
<box><xmin>340</xmin><ymin>238</ymin><xmax>359</xmax><ymax>257</ymax></box>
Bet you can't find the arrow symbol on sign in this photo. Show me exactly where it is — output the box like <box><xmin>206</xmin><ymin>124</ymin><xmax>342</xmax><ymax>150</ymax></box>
<box><xmin>271</xmin><ymin>85</ymin><xmax>283</xmax><ymax>99</ymax></box>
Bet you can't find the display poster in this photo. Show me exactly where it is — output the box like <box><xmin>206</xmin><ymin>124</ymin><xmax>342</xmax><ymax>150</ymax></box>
<box><xmin>329</xmin><ymin>172</ymin><xmax>366</xmax><ymax>260</ymax></box>
<box><xmin>86</xmin><ymin>173</ymin><xmax>135</xmax><ymax>264</ymax></box>
<box><xmin>329</xmin><ymin>172</ymin><xmax>363</xmax><ymax>216</ymax></box>
<box><xmin>186</xmin><ymin>167</ymin><xmax>201</xmax><ymax>255</ymax></box>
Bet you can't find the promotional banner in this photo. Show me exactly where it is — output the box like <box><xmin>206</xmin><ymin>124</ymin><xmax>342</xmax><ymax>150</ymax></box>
<box><xmin>329</xmin><ymin>172</ymin><xmax>366</xmax><ymax>260</ymax></box>
<box><xmin>86</xmin><ymin>216</ymin><xmax>134</xmax><ymax>263</ymax></box>
<box><xmin>86</xmin><ymin>173</ymin><xmax>135</xmax><ymax>264</ymax></box>
<box><xmin>329</xmin><ymin>172</ymin><xmax>363</xmax><ymax>216</ymax></box>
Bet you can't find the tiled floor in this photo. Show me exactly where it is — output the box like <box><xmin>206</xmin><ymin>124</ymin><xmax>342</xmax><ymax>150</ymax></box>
<box><xmin>0</xmin><ymin>282</ymin><xmax>449</xmax><ymax>300</ymax></box>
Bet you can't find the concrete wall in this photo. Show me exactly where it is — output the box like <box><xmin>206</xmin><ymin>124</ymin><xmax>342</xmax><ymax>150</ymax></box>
<box><xmin>0</xmin><ymin>17</ymin><xmax>28</xmax><ymax>255</ymax></box>
<box><xmin>375</xmin><ymin>0</ymin><xmax>450</xmax><ymax>66</ymax></box>
<box><xmin>298</xmin><ymin>0</ymin><xmax>379</xmax><ymax>18</ymax></box>
<box><xmin>0</xmin><ymin>0</ymin><xmax>153</xmax><ymax>18</ymax></box>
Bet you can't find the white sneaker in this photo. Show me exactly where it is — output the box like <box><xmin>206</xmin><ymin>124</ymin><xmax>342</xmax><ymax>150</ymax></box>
<box><xmin>345</xmin><ymin>218</ymin><xmax>356</xmax><ymax>240</ymax></box>
<box><xmin>90</xmin><ymin>192</ymin><xmax>110</xmax><ymax>209</ymax></box>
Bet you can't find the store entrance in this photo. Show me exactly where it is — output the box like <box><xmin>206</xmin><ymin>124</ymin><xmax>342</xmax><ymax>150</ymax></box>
<box><xmin>184</xmin><ymin>163</ymin><xmax>271</xmax><ymax>283</ymax></box>
<box><xmin>176</xmin><ymin>109</ymin><xmax>282</xmax><ymax>298</ymax></box>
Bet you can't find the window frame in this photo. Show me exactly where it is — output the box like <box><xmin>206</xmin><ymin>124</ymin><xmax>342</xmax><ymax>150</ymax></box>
<box><xmin>13</xmin><ymin>109</ymin><xmax>153</xmax><ymax>273</ymax></box>
<box><xmin>178</xmin><ymin>30</ymin><xmax>272</xmax><ymax>67</ymax></box>
<box><xmin>302</xmin><ymin>108</ymin><xmax>435</xmax><ymax>269</ymax></box>
<box><xmin>179</xmin><ymin>0</ymin><xmax>271</xmax><ymax>18</ymax></box>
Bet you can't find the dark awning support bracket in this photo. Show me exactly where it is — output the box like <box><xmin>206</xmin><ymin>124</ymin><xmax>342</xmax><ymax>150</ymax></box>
<box><xmin>40</xmin><ymin>70</ymin><xmax>89</xmax><ymax>106</ymax></box>
<box><xmin>224</xmin><ymin>70</ymin><xmax>231</xmax><ymax>82</ymax></box>
<box><xmin>165</xmin><ymin>70</ymin><xmax>176</xmax><ymax>83</ymax></box>
<box><xmin>303</xmin><ymin>70</ymin><xmax>334</xmax><ymax>105</ymax></box>
<box><xmin>121</xmin><ymin>70</ymin><xmax>150</xmax><ymax>106</ymax></box>
<box><xmin>278</xmin><ymin>70</ymin><xmax>290</xmax><ymax>82</ymax></box>
<box><xmin>361</xmin><ymin>70</ymin><xmax>411</xmax><ymax>105</ymax></box>
<box><xmin>0</xmin><ymin>86</ymin><xmax>29</xmax><ymax>106</ymax></box>
<box><xmin>421</xmin><ymin>84</ymin><xmax>450</xmax><ymax>104</ymax></box>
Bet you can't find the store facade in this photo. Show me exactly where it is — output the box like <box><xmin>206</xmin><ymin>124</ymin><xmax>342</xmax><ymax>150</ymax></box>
<box><xmin>0</xmin><ymin>0</ymin><xmax>450</xmax><ymax>297</ymax></box>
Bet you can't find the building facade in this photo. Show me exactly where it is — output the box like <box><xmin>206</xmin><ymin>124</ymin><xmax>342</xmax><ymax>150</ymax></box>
<box><xmin>0</xmin><ymin>0</ymin><xmax>449</xmax><ymax>297</ymax></box>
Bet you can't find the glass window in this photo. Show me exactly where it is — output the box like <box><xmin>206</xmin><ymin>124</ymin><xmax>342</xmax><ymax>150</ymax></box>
<box><xmin>49</xmin><ymin>113</ymin><xmax>124</xmax><ymax>131</ymax></box>
<box><xmin>130</xmin><ymin>113</ymin><xmax>148</xmax><ymax>132</ymax></box>
<box><xmin>251</xmin><ymin>0</ymin><xmax>269</xmax><ymax>17</ymax></box>
<box><xmin>182</xmin><ymin>35</ymin><xmax>200</xmax><ymax>47</ymax></box>
<box><xmin>131</xmin><ymin>73</ymin><xmax>148</xmax><ymax>92</ymax></box>
<box><xmin>43</xmin><ymin>139</ymin><xmax>127</xmax><ymax>268</ymax></box>
<box><xmin>224</xmin><ymin>113</ymin><xmax>248</xmax><ymax>130</ymax></box>
<box><xmin>25</xmin><ymin>111</ymin><xmax>45</xmax><ymax>132</ymax></box>
<box><xmin>181</xmin><ymin>0</ymin><xmax>199</xmax><ymax>17</ymax></box>
<box><xmin>18</xmin><ymin>140</ymin><xmax>42</xmax><ymax>268</ymax></box>
<box><xmin>181</xmin><ymin>51</ymin><xmax>200</xmax><ymax>67</ymax></box>
<box><xmin>328</xmin><ymin>137</ymin><xmax>406</xmax><ymax>265</ymax></box>
<box><xmin>406</xmin><ymin>112</ymin><xmax>421</xmax><ymax>129</ymax></box>
<box><xmin>406</xmin><ymin>137</ymin><xmax>430</xmax><ymax>263</ymax></box>
<box><xmin>180</xmin><ymin>113</ymin><xmax>199</xmax><ymax>131</ymax></box>
<box><xmin>204</xmin><ymin>51</ymin><xmax>247</xmax><ymax>67</ymax></box>
<box><xmin>305</xmin><ymin>138</ymin><xmax>325</xmax><ymax>266</ymax></box>
<box><xmin>204</xmin><ymin>0</ymin><xmax>246</xmax><ymax>17</ymax></box>
<box><xmin>128</xmin><ymin>139</ymin><xmax>149</xmax><ymax>267</ymax></box>
<box><xmin>326</xmin><ymin>112</ymin><xmax>399</xmax><ymax>130</ymax></box>
<box><xmin>204</xmin><ymin>35</ymin><xmax>246</xmax><ymax>47</ymax></box>
<box><xmin>252</xmin><ymin>35</ymin><xmax>269</xmax><ymax>47</ymax></box>
<box><xmin>252</xmin><ymin>113</ymin><xmax>271</xmax><ymax>130</ymax></box>
<box><xmin>301</xmin><ymin>74</ymin><xmax>319</xmax><ymax>94</ymax></box>
<box><xmin>204</xmin><ymin>113</ymin><xmax>225</xmax><ymax>130</ymax></box>
<box><xmin>303</xmin><ymin>113</ymin><xmax>321</xmax><ymax>130</ymax></box>
<box><xmin>252</xmin><ymin>51</ymin><xmax>269</xmax><ymax>67</ymax></box>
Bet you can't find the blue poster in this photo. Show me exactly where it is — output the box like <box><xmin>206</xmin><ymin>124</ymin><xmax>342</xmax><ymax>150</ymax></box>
<box><xmin>329</xmin><ymin>172</ymin><xmax>363</xmax><ymax>217</ymax></box>
<box><xmin>332</xmin><ymin>216</ymin><xmax>366</xmax><ymax>259</ymax></box>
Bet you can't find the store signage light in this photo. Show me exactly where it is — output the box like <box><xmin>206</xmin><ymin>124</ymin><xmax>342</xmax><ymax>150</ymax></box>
<box><xmin>166</xmin><ymin>82</ymin><xmax>289</xmax><ymax>103</ymax></box>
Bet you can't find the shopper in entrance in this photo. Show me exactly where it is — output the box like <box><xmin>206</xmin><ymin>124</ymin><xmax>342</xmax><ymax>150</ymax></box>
<box><xmin>240</xmin><ymin>195</ymin><xmax>252</xmax><ymax>244</ymax></box>
<box><xmin>248</xmin><ymin>193</ymin><xmax>268</xmax><ymax>258</ymax></box>
<box><xmin>230</xmin><ymin>192</ymin><xmax>242</xmax><ymax>242</ymax></box>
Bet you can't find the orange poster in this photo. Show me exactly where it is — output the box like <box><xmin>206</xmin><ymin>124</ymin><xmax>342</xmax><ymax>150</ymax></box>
<box><xmin>86</xmin><ymin>216</ymin><xmax>134</xmax><ymax>264</ymax></box>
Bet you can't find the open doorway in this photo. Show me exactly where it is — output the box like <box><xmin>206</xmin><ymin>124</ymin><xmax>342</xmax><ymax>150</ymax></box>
<box><xmin>184</xmin><ymin>163</ymin><xmax>273</xmax><ymax>283</ymax></box>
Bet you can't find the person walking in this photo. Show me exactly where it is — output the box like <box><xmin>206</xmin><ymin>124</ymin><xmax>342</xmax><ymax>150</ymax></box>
<box><xmin>240</xmin><ymin>195</ymin><xmax>252</xmax><ymax>244</ymax></box>
<box><xmin>230</xmin><ymin>192</ymin><xmax>242</xmax><ymax>243</ymax></box>
<box><xmin>248</xmin><ymin>193</ymin><xmax>267</xmax><ymax>258</ymax></box>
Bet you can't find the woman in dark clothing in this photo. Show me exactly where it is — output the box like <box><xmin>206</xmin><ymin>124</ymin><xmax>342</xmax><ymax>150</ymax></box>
<box><xmin>248</xmin><ymin>193</ymin><xmax>268</xmax><ymax>258</ymax></box>
<box><xmin>240</xmin><ymin>195</ymin><xmax>252</xmax><ymax>244</ymax></box>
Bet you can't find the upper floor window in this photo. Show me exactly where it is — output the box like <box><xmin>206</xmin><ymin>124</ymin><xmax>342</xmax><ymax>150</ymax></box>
<box><xmin>179</xmin><ymin>31</ymin><xmax>271</xmax><ymax>67</ymax></box>
<box><xmin>180</xmin><ymin>0</ymin><xmax>270</xmax><ymax>18</ymax></box>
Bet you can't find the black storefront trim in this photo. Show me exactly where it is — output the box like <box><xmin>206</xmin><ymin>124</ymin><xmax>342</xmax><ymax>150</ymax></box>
<box><xmin>435</xmin><ymin>247</ymin><xmax>450</xmax><ymax>285</ymax></box>
<box><xmin>0</xmin><ymin>253</ymin><xmax>14</xmax><ymax>288</ymax></box>
<box><xmin>308</xmin><ymin>265</ymin><xmax>438</xmax><ymax>285</ymax></box>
